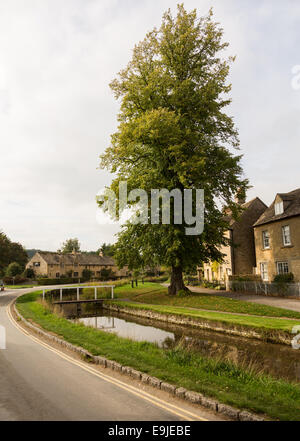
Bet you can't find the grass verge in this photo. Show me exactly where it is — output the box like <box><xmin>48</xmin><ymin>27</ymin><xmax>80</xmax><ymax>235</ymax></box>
<box><xmin>108</xmin><ymin>300</ymin><xmax>300</xmax><ymax>333</ymax></box>
<box><xmin>16</xmin><ymin>291</ymin><xmax>300</xmax><ymax>421</ymax></box>
<box><xmin>120</xmin><ymin>283</ymin><xmax>300</xmax><ymax>320</ymax></box>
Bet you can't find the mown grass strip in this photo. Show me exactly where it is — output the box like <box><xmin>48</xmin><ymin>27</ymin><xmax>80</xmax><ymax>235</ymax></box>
<box><xmin>16</xmin><ymin>291</ymin><xmax>300</xmax><ymax>421</ymax></box>
<box><xmin>109</xmin><ymin>301</ymin><xmax>300</xmax><ymax>332</ymax></box>
<box><xmin>131</xmin><ymin>287</ymin><xmax>300</xmax><ymax>320</ymax></box>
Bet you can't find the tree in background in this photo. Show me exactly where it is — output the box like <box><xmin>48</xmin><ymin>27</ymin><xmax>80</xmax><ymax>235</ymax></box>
<box><xmin>99</xmin><ymin>6</ymin><xmax>248</xmax><ymax>295</ymax></box>
<box><xmin>0</xmin><ymin>231</ymin><xmax>28</xmax><ymax>275</ymax></box>
<box><xmin>60</xmin><ymin>238</ymin><xmax>81</xmax><ymax>254</ymax></box>
<box><xmin>98</xmin><ymin>243</ymin><xmax>116</xmax><ymax>257</ymax></box>
<box><xmin>6</xmin><ymin>262</ymin><xmax>23</xmax><ymax>277</ymax></box>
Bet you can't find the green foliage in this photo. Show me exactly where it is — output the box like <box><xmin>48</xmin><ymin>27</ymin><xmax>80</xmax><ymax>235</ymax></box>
<box><xmin>99</xmin><ymin>268</ymin><xmax>115</xmax><ymax>280</ymax></box>
<box><xmin>5</xmin><ymin>261</ymin><xmax>23</xmax><ymax>277</ymax></box>
<box><xmin>98</xmin><ymin>243</ymin><xmax>116</xmax><ymax>257</ymax></box>
<box><xmin>23</xmin><ymin>267</ymin><xmax>35</xmax><ymax>279</ymax></box>
<box><xmin>0</xmin><ymin>231</ymin><xmax>28</xmax><ymax>275</ymax></box>
<box><xmin>82</xmin><ymin>269</ymin><xmax>92</xmax><ymax>280</ymax></box>
<box><xmin>99</xmin><ymin>5</ymin><xmax>249</xmax><ymax>293</ymax></box>
<box><xmin>60</xmin><ymin>238</ymin><xmax>81</xmax><ymax>254</ymax></box>
<box><xmin>273</xmin><ymin>273</ymin><xmax>294</xmax><ymax>284</ymax></box>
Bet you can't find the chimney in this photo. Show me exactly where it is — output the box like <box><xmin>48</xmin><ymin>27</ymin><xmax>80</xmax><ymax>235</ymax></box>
<box><xmin>234</xmin><ymin>189</ymin><xmax>246</xmax><ymax>205</ymax></box>
<box><xmin>99</xmin><ymin>250</ymin><xmax>103</xmax><ymax>257</ymax></box>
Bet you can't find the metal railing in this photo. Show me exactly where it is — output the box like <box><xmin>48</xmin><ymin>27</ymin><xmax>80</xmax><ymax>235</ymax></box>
<box><xmin>229</xmin><ymin>280</ymin><xmax>300</xmax><ymax>298</ymax></box>
<box><xmin>42</xmin><ymin>285</ymin><xmax>115</xmax><ymax>301</ymax></box>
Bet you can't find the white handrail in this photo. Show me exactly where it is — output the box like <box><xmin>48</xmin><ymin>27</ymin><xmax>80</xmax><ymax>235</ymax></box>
<box><xmin>42</xmin><ymin>285</ymin><xmax>115</xmax><ymax>301</ymax></box>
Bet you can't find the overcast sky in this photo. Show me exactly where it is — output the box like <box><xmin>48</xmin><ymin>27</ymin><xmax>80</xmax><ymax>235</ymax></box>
<box><xmin>0</xmin><ymin>0</ymin><xmax>299</xmax><ymax>251</ymax></box>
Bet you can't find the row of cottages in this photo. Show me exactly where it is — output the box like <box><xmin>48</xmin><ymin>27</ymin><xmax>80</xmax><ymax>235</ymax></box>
<box><xmin>203</xmin><ymin>188</ymin><xmax>300</xmax><ymax>283</ymax></box>
<box><xmin>26</xmin><ymin>251</ymin><xmax>128</xmax><ymax>279</ymax></box>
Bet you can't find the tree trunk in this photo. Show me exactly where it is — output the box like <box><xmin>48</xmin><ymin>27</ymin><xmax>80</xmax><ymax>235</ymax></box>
<box><xmin>168</xmin><ymin>266</ymin><xmax>188</xmax><ymax>295</ymax></box>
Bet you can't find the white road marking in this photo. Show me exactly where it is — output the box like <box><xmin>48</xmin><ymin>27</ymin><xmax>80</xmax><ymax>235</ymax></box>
<box><xmin>7</xmin><ymin>299</ymin><xmax>209</xmax><ymax>421</ymax></box>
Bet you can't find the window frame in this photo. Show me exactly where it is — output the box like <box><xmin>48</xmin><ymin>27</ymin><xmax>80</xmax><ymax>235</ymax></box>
<box><xmin>262</xmin><ymin>230</ymin><xmax>270</xmax><ymax>249</ymax></box>
<box><xmin>282</xmin><ymin>225</ymin><xmax>291</xmax><ymax>246</ymax></box>
<box><xmin>275</xmin><ymin>201</ymin><xmax>284</xmax><ymax>215</ymax></box>
<box><xmin>277</xmin><ymin>261</ymin><xmax>289</xmax><ymax>275</ymax></box>
<box><xmin>260</xmin><ymin>262</ymin><xmax>269</xmax><ymax>281</ymax></box>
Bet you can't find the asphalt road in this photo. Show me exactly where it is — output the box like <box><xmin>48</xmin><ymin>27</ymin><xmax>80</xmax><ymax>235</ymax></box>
<box><xmin>0</xmin><ymin>288</ymin><xmax>222</xmax><ymax>421</ymax></box>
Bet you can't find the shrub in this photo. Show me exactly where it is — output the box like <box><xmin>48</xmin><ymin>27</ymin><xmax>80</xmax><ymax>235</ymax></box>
<box><xmin>5</xmin><ymin>262</ymin><xmax>23</xmax><ymax>277</ymax></box>
<box><xmin>273</xmin><ymin>273</ymin><xmax>294</xmax><ymax>284</ymax></box>
<box><xmin>82</xmin><ymin>269</ymin><xmax>92</xmax><ymax>280</ymax></box>
<box><xmin>24</xmin><ymin>268</ymin><xmax>35</xmax><ymax>279</ymax></box>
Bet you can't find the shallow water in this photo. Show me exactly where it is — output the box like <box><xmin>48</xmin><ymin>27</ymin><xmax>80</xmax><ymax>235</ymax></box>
<box><xmin>46</xmin><ymin>291</ymin><xmax>300</xmax><ymax>383</ymax></box>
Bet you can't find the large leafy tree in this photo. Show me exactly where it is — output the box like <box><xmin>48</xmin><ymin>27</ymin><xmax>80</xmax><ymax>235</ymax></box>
<box><xmin>100</xmin><ymin>5</ymin><xmax>248</xmax><ymax>294</ymax></box>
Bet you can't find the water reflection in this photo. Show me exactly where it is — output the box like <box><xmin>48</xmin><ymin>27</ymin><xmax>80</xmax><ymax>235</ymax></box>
<box><xmin>50</xmin><ymin>298</ymin><xmax>300</xmax><ymax>383</ymax></box>
<box><xmin>76</xmin><ymin>315</ymin><xmax>175</xmax><ymax>347</ymax></box>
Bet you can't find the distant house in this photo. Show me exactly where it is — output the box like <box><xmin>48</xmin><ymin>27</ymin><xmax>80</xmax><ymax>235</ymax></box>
<box><xmin>26</xmin><ymin>251</ymin><xmax>128</xmax><ymax>279</ymax></box>
<box><xmin>203</xmin><ymin>197</ymin><xmax>267</xmax><ymax>283</ymax></box>
<box><xmin>254</xmin><ymin>188</ymin><xmax>300</xmax><ymax>282</ymax></box>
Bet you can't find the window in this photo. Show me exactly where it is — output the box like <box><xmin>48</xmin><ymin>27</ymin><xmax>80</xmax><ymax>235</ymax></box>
<box><xmin>74</xmin><ymin>272</ymin><xmax>78</xmax><ymax>277</ymax></box>
<box><xmin>33</xmin><ymin>262</ymin><xmax>40</xmax><ymax>267</ymax></box>
<box><xmin>262</xmin><ymin>231</ymin><xmax>270</xmax><ymax>249</ymax></box>
<box><xmin>260</xmin><ymin>263</ymin><xmax>269</xmax><ymax>281</ymax></box>
<box><xmin>56</xmin><ymin>272</ymin><xmax>60</xmax><ymax>278</ymax></box>
<box><xmin>282</xmin><ymin>225</ymin><xmax>291</xmax><ymax>246</ymax></box>
<box><xmin>275</xmin><ymin>201</ymin><xmax>284</xmax><ymax>215</ymax></box>
<box><xmin>277</xmin><ymin>262</ymin><xmax>289</xmax><ymax>274</ymax></box>
<box><xmin>219</xmin><ymin>266</ymin><xmax>223</xmax><ymax>280</ymax></box>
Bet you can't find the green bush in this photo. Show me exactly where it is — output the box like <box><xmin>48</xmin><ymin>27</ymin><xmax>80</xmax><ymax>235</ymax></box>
<box><xmin>24</xmin><ymin>268</ymin><xmax>35</xmax><ymax>279</ymax></box>
<box><xmin>82</xmin><ymin>269</ymin><xmax>92</xmax><ymax>280</ymax></box>
<box><xmin>5</xmin><ymin>262</ymin><xmax>23</xmax><ymax>277</ymax></box>
<box><xmin>273</xmin><ymin>273</ymin><xmax>294</xmax><ymax>283</ymax></box>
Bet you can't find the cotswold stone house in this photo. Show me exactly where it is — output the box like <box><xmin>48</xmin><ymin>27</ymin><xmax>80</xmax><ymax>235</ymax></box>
<box><xmin>254</xmin><ymin>188</ymin><xmax>300</xmax><ymax>282</ymax></box>
<box><xmin>26</xmin><ymin>251</ymin><xmax>128</xmax><ymax>279</ymax></box>
<box><xmin>203</xmin><ymin>197</ymin><xmax>267</xmax><ymax>282</ymax></box>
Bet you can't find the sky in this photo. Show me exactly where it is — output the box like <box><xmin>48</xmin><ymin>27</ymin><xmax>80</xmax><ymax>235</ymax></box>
<box><xmin>0</xmin><ymin>0</ymin><xmax>299</xmax><ymax>251</ymax></box>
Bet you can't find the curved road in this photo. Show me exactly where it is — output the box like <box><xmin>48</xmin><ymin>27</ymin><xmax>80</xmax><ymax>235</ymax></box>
<box><xmin>0</xmin><ymin>288</ymin><xmax>222</xmax><ymax>421</ymax></box>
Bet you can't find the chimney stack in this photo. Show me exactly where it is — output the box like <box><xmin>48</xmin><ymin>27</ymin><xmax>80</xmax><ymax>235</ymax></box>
<box><xmin>234</xmin><ymin>188</ymin><xmax>246</xmax><ymax>205</ymax></box>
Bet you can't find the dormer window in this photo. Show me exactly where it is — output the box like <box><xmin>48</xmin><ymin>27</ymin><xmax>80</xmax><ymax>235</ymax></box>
<box><xmin>275</xmin><ymin>201</ymin><xmax>284</xmax><ymax>215</ymax></box>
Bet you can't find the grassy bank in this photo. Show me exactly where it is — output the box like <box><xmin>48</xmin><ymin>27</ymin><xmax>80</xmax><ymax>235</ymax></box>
<box><xmin>113</xmin><ymin>283</ymin><xmax>300</xmax><ymax>319</ymax></box>
<box><xmin>108</xmin><ymin>300</ymin><xmax>300</xmax><ymax>333</ymax></box>
<box><xmin>16</xmin><ymin>291</ymin><xmax>300</xmax><ymax>420</ymax></box>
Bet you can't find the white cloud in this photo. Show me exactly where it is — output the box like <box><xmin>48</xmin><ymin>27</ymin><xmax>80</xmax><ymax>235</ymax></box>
<box><xmin>0</xmin><ymin>0</ymin><xmax>299</xmax><ymax>250</ymax></box>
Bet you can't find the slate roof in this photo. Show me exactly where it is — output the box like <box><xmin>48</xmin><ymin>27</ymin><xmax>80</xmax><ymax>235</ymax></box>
<box><xmin>254</xmin><ymin>188</ymin><xmax>300</xmax><ymax>227</ymax></box>
<box><xmin>36</xmin><ymin>252</ymin><xmax>115</xmax><ymax>266</ymax></box>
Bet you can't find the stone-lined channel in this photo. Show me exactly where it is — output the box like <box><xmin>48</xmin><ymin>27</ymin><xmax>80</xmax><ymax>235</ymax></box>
<box><xmin>46</xmin><ymin>290</ymin><xmax>300</xmax><ymax>383</ymax></box>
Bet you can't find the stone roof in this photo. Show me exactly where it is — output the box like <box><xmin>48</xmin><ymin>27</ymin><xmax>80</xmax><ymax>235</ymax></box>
<box><xmin>226</xmin><ymin>197</ymin><xmax>267</xmax><ymax>227</ymax></box>
<box><xmin>254</xmin><ymin>188</ymin><xmax>300</xmax><ymax>227</ymax></box>
<box><xmin>36</xmin><ymin>252</ymin><xmax>115</xmax><ymax>266</ymax></box>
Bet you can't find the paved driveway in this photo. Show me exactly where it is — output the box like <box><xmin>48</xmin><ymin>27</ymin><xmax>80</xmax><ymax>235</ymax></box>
<box><xmin>189</xmin><ymin>286</ymin><xmax>300</xmax><ymax>313</ymax></box>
